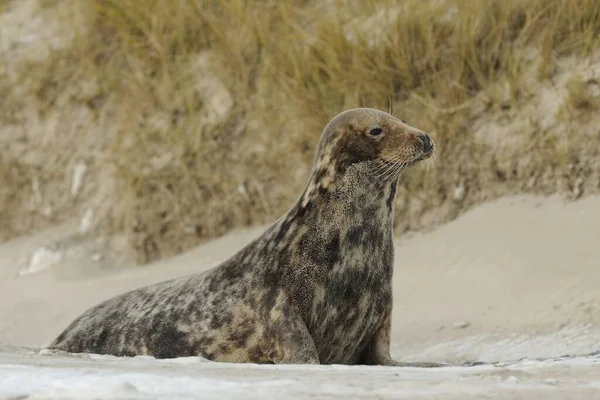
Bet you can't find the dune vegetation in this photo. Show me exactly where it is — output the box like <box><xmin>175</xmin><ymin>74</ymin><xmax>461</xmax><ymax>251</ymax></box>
<box><xmin>1</xmin><ymin>0</ymin><xmax>599</xmax><ymax>263</ymax></box>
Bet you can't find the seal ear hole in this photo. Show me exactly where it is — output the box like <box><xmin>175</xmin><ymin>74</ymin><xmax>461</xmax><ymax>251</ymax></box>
<box><xmin>369</xmin><ymin>128</ymin><xmax>383</xmax><ymax>136</ymax></box>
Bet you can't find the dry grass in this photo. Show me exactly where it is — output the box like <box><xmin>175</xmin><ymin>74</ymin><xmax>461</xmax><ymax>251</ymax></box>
<box><xmin>1</xmin><ymin>0</ymin><xmax>600</xmax><ymax>262</ymax></box>
<box><xmin>566</xmin><ymin>75</ymin><xmax>599</xmax><ymax>110</ymax></box>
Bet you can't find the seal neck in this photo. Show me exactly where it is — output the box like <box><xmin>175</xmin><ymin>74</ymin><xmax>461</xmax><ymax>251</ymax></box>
<box><xmin>292</xmin><ymin>161</ymin><xmax>399</xmax><ymax>226</ymax></box>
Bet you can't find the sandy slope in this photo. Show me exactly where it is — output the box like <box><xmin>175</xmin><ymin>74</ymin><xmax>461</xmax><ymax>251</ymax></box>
<box><xmin>0</xmin><ymin>194</ymin><xmax>600</xmax><ymax>398</ymax></box>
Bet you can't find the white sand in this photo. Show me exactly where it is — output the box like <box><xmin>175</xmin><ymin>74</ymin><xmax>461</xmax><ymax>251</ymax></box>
<box><xmin>1</xmin><ymin>348</ymin><xmax>599</xmax><ymax>400</ymax></box>
<box><xmin>1</xmin><ymin>194</ymin><xmax>599</xmax><ymax>399</ymax></box>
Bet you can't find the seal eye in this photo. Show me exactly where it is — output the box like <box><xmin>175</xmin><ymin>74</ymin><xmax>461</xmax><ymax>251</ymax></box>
<box><xmin>369</xmin><ymin>128</ymin><xmax>383</xmax><ymax>136</ymax></box>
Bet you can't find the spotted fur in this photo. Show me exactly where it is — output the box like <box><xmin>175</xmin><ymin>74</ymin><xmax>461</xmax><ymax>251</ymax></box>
<box><xmin>49</xmin><ymin>108</ymin><xmax>441</xmax><ymax>366</ymax></box>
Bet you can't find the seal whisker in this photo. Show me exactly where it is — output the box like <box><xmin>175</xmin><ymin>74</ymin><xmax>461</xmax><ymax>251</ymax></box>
<box><xmin>382</xmin><ymin>163</ymin><xmax>407</xmax><ymax>186</ymax></box>
<box><xmin>373</xmin><ymin>151</ymin><xmax>412</xmax><ymax>180</ymax></box>
<box><xmin>378</xmin><ymin>164</ymin><xmax>397</xmax><ymax>182</ymax></box>
<box><xmin>425</xmin><ymin>157</ymin><xmax>434</xmax><ymax>172</ymax></box>
<box><xmin>424</xmin><ymin>151</ymin><xmax>437</xmax><ymax>172</ymax></box>
<box><xmin>361</xmin><ymin>100</ymin><xmax>379</xmax><ymax>122</ymax></box>
<box><xmin>360</xmin><ymin>105</ymin><xmax>379</xmax><ymax>124</ymax></box>
<box><xmin>372</xmin><ymin>158</ymin><xmax>398</xmax><ymax>179</ymax></box>
<box><xmin>378</xmin><ymin>158</ymin><xmax>408</xmax><ymax>182</ymax></box>
<box><xmin>387</xmin><ymin>160</ymin><xmax>407</xmax><ymax>181</ymax></box>
<box><xmin>374</xmin><ymin>160</ymin><xmax>401</xmax><ymax>180</ymax></box>
<box><xmin>372</xmin><ymin>161</ymin><xmax>392</xmax><ymax>178</ymax></box>
<box><xmin>394</xmin><ymin>162</ymin><xmax>410</xmax><ymax>181</ymax></box>
<box><xmin>381</xmin><ymin>165</ymin><xmax>400</xmax><ymax>183</ymax></box>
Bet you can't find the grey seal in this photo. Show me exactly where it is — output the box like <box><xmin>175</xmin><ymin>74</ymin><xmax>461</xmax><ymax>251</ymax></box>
<box><xmin>49</xmin><ymin>107</ymin><xmax>440</xmax><ymax>367</ymax></box>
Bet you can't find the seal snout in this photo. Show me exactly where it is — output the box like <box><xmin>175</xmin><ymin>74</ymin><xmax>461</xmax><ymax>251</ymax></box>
<box><xmin>418</xmin><ymin>133</ymin><xmax>434</xmax><ymax>154</ymax></box>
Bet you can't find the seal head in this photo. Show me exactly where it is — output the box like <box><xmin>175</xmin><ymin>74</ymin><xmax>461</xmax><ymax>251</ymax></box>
<box><xmin>315</xmin><ymin>107</ymin><xmax>434</xmax><ymax>170</ymax></box>
<box><xmin>300</xmin><ymin>107</ymin><xmax>433</xmax><ymax>208</ymax></box>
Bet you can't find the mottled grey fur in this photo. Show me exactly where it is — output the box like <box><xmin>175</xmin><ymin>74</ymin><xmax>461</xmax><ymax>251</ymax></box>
<box><xmin>49</xmin><ymin>108</ymin><xmax>441</xmax><ymax>366</ymax></box>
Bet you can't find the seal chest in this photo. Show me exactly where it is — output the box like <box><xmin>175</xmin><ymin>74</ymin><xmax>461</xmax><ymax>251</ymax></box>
<box><xmin>49</xmin><ymin>108</ymin><xmax>441</xmax><ymax>367</ymax></box>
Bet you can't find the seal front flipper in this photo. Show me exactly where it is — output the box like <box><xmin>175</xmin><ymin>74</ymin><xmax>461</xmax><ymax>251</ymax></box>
<box><xmin>359</xmin><ymin>314</ymin><xmax>447</xmax><ymax>368</ymax></box>
<box><xmin>267</xmin><ymin>302</ymin><xmax>319</xmax><ymax>364</ymax></box>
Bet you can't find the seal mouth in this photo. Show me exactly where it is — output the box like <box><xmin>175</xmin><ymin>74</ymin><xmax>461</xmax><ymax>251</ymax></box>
<box><xmin>405</xmin><ymin>154</ymin><xmax>431</xmax><ymax>167</ymax></box>
<box><xmin>410</xmin><ymin>133</ymin><xmax>435</xmax><ymax>165</ymax></box>
<box><xmin>415</xmin><ymin>148</ymin><xmax>435</xmax><ymax>162</ymax></box>
<box><xmin>407</xmin><ymin>145</ymin><xmax>435</xmax><ymax>166</ymax></box>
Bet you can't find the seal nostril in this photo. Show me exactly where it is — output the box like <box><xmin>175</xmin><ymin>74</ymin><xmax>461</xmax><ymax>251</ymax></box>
<box><xmin>418</xmin><ymin>133</ymin><xmax>433</xmax><ymax>153</ymax></box>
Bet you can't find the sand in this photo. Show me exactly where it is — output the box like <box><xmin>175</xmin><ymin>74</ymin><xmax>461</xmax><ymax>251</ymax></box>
<box><xmin>1</xmin><ymin>194</ymin><xmax>599</xmax><ymax>399</ymax></box>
